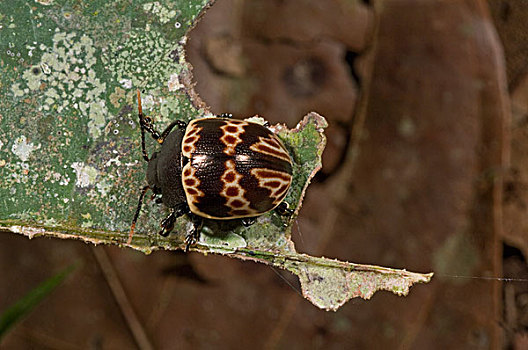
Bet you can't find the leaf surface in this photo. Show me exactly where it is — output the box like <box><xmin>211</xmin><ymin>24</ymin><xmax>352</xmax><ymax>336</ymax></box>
<box><xmin>0</xmin><ymin>0</ymin><xmax>432</xmax><ymax>311</ymax></box>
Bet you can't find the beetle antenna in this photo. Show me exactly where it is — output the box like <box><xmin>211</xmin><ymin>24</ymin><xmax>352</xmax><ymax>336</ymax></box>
<box><xmin>137</xmin><ymin>90</ymin><xmax>150</xmax><ymax>162</ymax></box>
<box><xmin>137</xmin><ymin>89</ymin><xmax>143</xmax><ymax>116</ymax></box>
<box><xmin>128</xmin><ymin>185</ymin><xmax>150</xmax><ymax>244</ymax></box>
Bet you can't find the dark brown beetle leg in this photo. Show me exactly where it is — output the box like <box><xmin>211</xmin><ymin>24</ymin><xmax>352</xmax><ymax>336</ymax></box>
<box><xmin>159</xmin><ymin>203</ymin><xmax>189</xmax><ymax>237</ymax></box>
<box><xmin>275</xmin><ymin>202</ymin><xmax>294</xmax><ymax>226</ymax></box>
<box><xmin>241</xmin><ymin>217</ymin><xmax>257</xmax><ymax>227</ymax></box>
<box><xmin>127</xmin><ymin>185</ymin><xmax>151</xmax><ymax>244</ymax></box>
<box><xmin>184</xmin><ymin>216</ymin><xmax>203</xmax><ymax>252</ymax></box>
<box><xmin>275</xmin><ymin>201</ymin><xmax>293</xmax><ymax>216</ymax></box>
<box><xmin>158</xmin><ymin>210</ymin><xmax>176</xmax><ymax>237</ymax></box>
<box><xmin>157</xmin><ymin>120</ymin><xmax>187</xmax><ymax>144</ymax></box>
<box><xmin>137</xmin><ymin>90</ymin><xmax>187</xmax><ymax>155</ymax></box>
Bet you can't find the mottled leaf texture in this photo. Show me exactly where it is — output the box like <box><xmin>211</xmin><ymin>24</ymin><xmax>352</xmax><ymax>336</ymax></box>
<box><xmin>0</xmin><ymin>0</ymin><xmax>431</xmax><ymax>311</ymax></box>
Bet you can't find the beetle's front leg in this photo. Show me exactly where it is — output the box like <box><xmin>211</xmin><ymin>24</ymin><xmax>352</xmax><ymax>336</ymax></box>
<box><xmin>158</xmin><ymin>203</ymin><xmax>189</xmax><ymax>237</ymax></box>
<box><xmin>274</xmin><ymin>202</ymin><xmax>294</xmax><ymax>226</ymax></box>
<box><xmin>136</xmin><ymin>90</ymin><xmax>187</xmax><ymax>155</ymax></box>
<box><xmin>157</xmin><ymin>120</ymin><xmax>187</xmax><ymax>144</ymax></box>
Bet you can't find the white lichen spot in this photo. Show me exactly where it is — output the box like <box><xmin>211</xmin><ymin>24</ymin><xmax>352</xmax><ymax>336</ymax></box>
<box><xmin>119</xmin><ymin>78</ymin><xmax>132</xmax><ymax>89</ymax></box>
<box><xmin>51</xmin><ymin>171</ymin><xmax>61</xmax><ymax>183</ymax></box>
<box><xmin>141</xmin><ymin>94</ymin><xmax>157</xmax><ymax>110</ymax></box>
<box><xmin>58</xmin><ymin>174</ymin><xmax>70</xmax><ymax>186</ymax></box>
<box><xmin>9</xmin><ymin>225</ymin><xmax>45</xmax><ymax>239</ymax></box>
<box><xmin>11</xmin><ymin>83</ymin><xmax>24</xmax><ymax>97</ymax></box>
<box><xmin>96</xmin><ymin>179</ymin><xmax>112</xmax><ymax>196</ymax></box>
<box><xmin>71</xmin><ymin>162</ymin><xmax>99</xmax><ymax>188</ymax></box>
<box><xmin>11</xmin><ymin>135</ymin><xmax>40</xmax><ymax>162</ymax></box>
<box><xmin>104</xmin><ymin>156</ymin><xmax>121</xmax><ymax>167</ymax></box>
<box><xmin>245</xmin><ymin>116</ymin><xmax>267</xmax><ymax>126</ymax></box>
<box><xmin>167</xmin><ymin>73</ymin><xmax>183</xmax><ymax>92</ymax></box>
<box><xmin>35</xmin><ymin>0</ymin><xmax>54</xmax><ymax>5</ymax></box>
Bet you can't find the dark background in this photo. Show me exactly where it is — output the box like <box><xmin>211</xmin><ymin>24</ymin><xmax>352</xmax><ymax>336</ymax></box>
<box><xmin>2</xmin><ymin>0</ymin><xmax>528</xmax><ymax>348</ymax></box>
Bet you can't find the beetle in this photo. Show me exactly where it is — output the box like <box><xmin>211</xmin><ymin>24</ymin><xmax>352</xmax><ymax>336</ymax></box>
<box><xmin>128</xmin><ymin>90</ymin><xmax>293</xmax><ymax>250</ymax></box>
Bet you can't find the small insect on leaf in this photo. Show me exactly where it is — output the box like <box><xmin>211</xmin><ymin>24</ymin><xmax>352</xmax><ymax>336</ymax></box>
<box><xmin>129</xmin><ymin>91</ymin><xmax>294</xmax><ymax>251</ymax></box>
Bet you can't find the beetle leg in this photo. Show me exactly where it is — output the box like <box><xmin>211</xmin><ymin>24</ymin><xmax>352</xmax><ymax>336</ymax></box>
<box><xmin>158</xmin><ymin>203</ymin><xmax>189</xmax><ymax>237</ymax></box>
<box><xmin>157</xmin><ymin>120</ymin><xmax>187</xmax><ymax>144</ymax></box>
<box><xmin>275</xmin><ymin>202</ymin><xmax>294</xmax><ymax>226</ymax></box>
<box><xmin>128</xmin><ymin>185</ymin><xmax>151</xmax><ymax>244</ymax></box>
<box><xmin>217</xmin><ymin>113</ymin><xmax>233</xmax><ymax>119</ymax></box>
<box><xmin>241</xmin><ymin>217</ymin><xmax>257</xmax><ymax>227</ymax></box>
<box><xmin>137</xmin><ymin>90</ymin><xmax>187</xmax><ymax>149</ymax></box>
<box><xmin>275</xmin><ymin>202</ymin><xmax>294</xmax><ymax>227</ymax></box>
<box><xmin>184</xmin><ymin>216</ymin><xmax>203</xmax><ymax>252</ymax></box>
<box><xmin>158</xmin><ymin>211</ymin><xmax>176</xmax><ymax>237</ymax></box>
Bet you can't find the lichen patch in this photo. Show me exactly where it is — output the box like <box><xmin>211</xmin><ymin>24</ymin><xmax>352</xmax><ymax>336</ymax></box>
<box><xmin>71</xmin><ymin>162</ymin><xmax>99</xmax><ymax>188</ymax></box>
<box><xmin>14</xmin><ymin>31</ymin><xmax>107</xmax><ymax>140</ymax></box>
<box><xmin>11</xmin><ymin>135</ymin><xmax>40</xmax><ymax>162</ymax></box>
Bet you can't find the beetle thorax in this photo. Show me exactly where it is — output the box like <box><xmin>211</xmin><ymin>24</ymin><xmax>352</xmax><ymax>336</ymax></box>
<box><xmin>147</xmin><ymin>128</ymin><xmax>187</xmax><ymax>208</ymax></box>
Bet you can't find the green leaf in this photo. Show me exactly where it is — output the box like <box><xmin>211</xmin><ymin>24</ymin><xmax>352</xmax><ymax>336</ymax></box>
<box><xmin>0</xmin><ymin>0</ymin><xmax>432</xmax><ymax>311</ymax></box>
<box><xmin>0</xmin><ymin>265</ymin><xmax>76</xmax><ymax>339</ymax></box>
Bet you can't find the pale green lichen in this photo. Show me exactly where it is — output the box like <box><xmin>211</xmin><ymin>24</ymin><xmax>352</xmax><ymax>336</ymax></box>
<box><xmin>95</xmin><ymin>179</ymin><xmax>112</xmax><ymax>197</ymax></box>
<box><xmin>10</xmin><ymin>83</ymin><xmax>24</xmax><ymax>97</ymax></box>
<box><xmin>294</xmin><ymin>265</ymin><xmax>351</xmax><ymax>311</ymax></box>
<box><xmin>101</xmin><ymin>29</ymin><xmax>185</xmax><ymax>93</ymax></box>
<box><xmin>71</xmin><ymin>162</ymin><xmax>99</xmax><ymax>188</ymax></box>
<box><xmin>101</xmin><ymin>29</ymin><xmax>189</xmax><ymax>123</ymax></box>
<box><xmin>11</xmin><ymin>135</ymin><xmax>40</xmax><ymax>162</ymax></box>
<box><xmin>14</xmin><ymin>30</ymin><xmax>107</xmax><ymax>140</ymax></box>
<box><xmin>199</xmin><ymin>231</ymin><xmax>247</xmax><ymax>253</ymax></box>
<box><xmin>143</xmin><ymin>2</ymin><xmax>179</xmax><ymax>24</ymax></box>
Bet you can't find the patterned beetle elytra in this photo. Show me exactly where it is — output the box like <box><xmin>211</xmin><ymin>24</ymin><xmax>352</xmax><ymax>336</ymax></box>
<box><xmin>180</xmin><ymin>118</ymin><xmax>292</xmax><ymax>219</ymax></box>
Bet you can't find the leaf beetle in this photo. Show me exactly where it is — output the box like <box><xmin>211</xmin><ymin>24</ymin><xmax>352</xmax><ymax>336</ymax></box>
<box><xmin>129</xmin><ymin>90</ymin><xmax>293</xmax><ymax>250</ymax></box>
